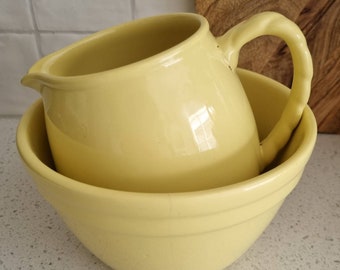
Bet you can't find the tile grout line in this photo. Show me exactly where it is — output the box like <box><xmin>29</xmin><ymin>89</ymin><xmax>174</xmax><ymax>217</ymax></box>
<box><xmin>0</xmin><ymin>30</ymin><xmax>35</xmax><ymax>34</ymax></box>
<box><xmin>0</xmin><ymin>29</ymin><xmax>95</xmax><ymax>34</ymax></box>
<box><xmin>27</xmin><ymin>0</ymin><xmax>43</xmax><ymax>57</ymax></box>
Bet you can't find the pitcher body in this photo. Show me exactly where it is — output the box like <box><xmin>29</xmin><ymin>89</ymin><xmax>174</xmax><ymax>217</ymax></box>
<box><xmin>21</xmin><ymin>12</ymin><xmax>312</xmax><ymax>192</ymax></box>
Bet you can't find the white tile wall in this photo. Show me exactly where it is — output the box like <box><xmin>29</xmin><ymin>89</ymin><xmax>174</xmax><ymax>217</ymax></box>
<box><xmin>0</xmin><ymin>0</ymin><xmax>195</xmax><ymax>115</ymax></box>
<box><xmin>0</xmin><ymin>0</ymin><xmax>34</xmax><ymax>31</ymax></box>
<box><xmin>0</xmin><ymin>33</ymin><xmax>40</xmax><ymax>115</ymax></box>
<box><xmin>32</xmin><ymin>0</ymin><xmax>133</xmax><ymax>31</ymax></box>
<box><xmin>134</xmin><ymin>0</ymin><xmax>195</xmax><ymax>19</ymax></box>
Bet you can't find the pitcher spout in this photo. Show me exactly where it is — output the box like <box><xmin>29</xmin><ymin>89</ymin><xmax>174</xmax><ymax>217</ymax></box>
<box><xmin>21</xmin><ymin>73</ymin><xmax>48</xmax><ymax>93</ymax></box>
<box><xmin>21</xmin><ymin>49</ymin><xmax>59</xmax><ymax>93</ymax></box>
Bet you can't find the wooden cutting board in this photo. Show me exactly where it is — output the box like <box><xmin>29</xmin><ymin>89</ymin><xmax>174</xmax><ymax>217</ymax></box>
<box><xmin>195</xmin><ymin>0</ymin><xmax>340</xmax><ymax>133</ymax></box>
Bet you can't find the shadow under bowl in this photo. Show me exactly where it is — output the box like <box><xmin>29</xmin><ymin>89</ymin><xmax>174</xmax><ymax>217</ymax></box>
<box><xmin>16</xmin><ymin>69</ymin><xmax>317</xmax><ymax>270</ymax></box>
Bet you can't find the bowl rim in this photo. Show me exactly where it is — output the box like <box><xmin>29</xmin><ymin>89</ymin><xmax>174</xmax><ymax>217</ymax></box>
<box><xmin>16</xmin><ymin>70</ymin><xmax>317</xmax><ymax>214</ymax></box>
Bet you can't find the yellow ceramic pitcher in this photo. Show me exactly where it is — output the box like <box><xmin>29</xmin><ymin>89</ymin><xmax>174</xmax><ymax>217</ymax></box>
<box><xmin>21</xmin><ymin>12</ymin><xmax>312</xmax><ymax>192</ymax></box>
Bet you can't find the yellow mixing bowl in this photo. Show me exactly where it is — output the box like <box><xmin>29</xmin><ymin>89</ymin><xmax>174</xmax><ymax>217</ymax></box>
<box><xmin>16</xmin><ymin>69</ymin><xmax>317</xmax><ymax>270</ymax></box>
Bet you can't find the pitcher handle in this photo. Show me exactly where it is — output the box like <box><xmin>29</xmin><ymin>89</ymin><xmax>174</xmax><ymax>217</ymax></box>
<box><xmin>216</xmin><ymin>11</ymin><xmax>313</xmax><ymax>170</ymax></box>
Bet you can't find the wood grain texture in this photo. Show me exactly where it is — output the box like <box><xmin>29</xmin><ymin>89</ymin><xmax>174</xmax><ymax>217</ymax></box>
<box><xmin>196</xmin><ymin>0</ymin><xmax>340</xmax><ymax>133</ymax></box>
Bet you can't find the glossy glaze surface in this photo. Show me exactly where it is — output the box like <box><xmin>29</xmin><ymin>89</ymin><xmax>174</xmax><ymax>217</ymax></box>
<box><xmin>21</xmin><ymin>12</ymin><xmax>312</xmax><ymax>192</ymax></box>
<box><xmin>17</xmin><ymin>69</ymin><xmax>317</xmax><ymax>270</ymax></box>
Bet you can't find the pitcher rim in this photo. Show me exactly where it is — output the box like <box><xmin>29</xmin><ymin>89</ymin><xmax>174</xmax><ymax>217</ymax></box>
<box><xmin>27</xmin><ymin>13</ymin><xmax>210</xmax><ymax>90</ymax></box>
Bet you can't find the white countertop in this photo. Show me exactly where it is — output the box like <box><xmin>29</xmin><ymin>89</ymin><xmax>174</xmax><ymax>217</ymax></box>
<box><xmin>1</xmin><ymin>116</ymin><xmax>339</xmax><ymax>270</ymax></box>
